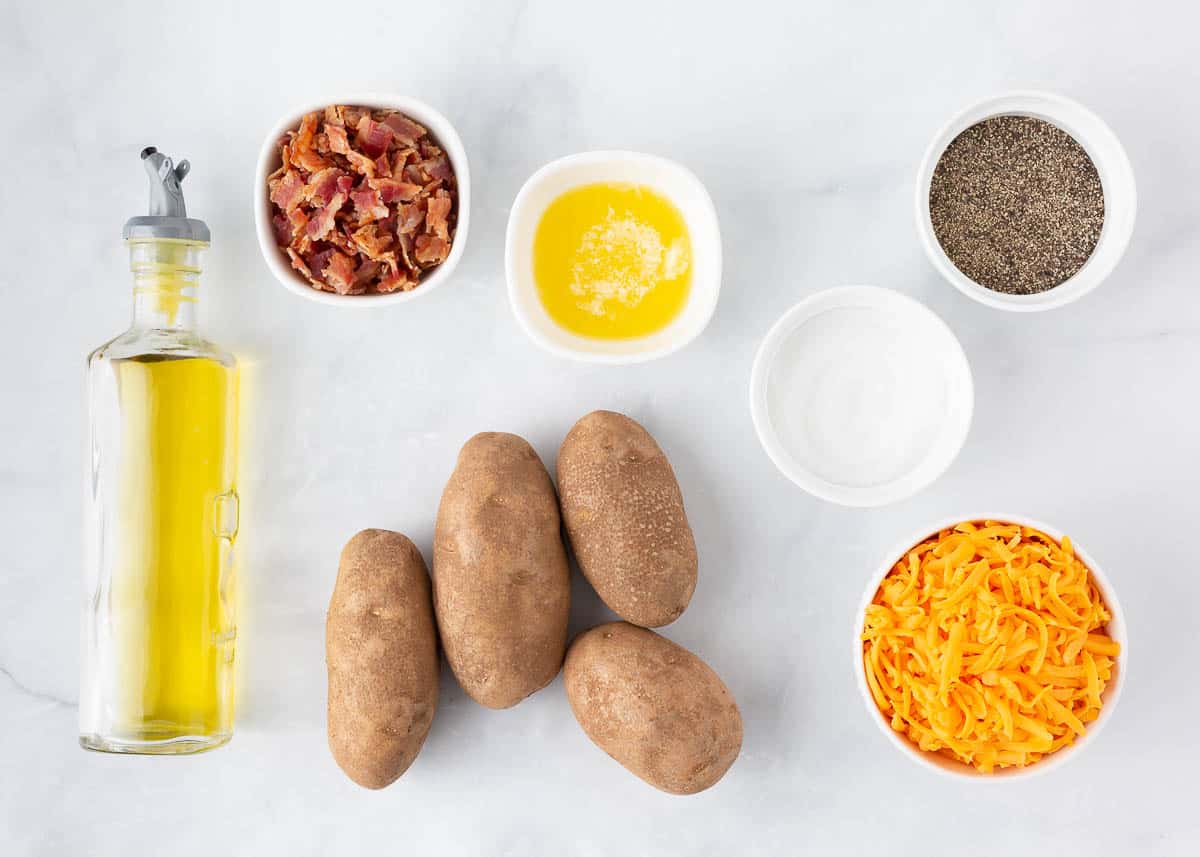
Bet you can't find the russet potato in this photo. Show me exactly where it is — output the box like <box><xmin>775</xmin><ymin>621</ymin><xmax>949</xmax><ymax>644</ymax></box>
<box><xmin>564</xmin><ymin>622</ymin><xmax>743</xmax><ymax>795</ymax></box>
<box><xmin>326</xmin><ymin>529</ymin><xmax>439</xmax><ymax>790</ymax></box>
<box><xmin>434</xmin><ymin>432</ymin><xmax>571</xmax><ymax>709</ymax></box>
<box><xmin>557</xmin><ymin>410</ymin><xmax>697</xmax><ymax>628</ymax></box>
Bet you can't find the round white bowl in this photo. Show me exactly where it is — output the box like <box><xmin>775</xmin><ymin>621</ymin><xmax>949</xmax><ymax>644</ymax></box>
<box><xmin>749</xmin><ymin>286</ymin><xmax>973</xmax><ymax>507</ymax></box>
<box><xmin>254</xmin><ymin>94</ymin><xmax>471</xmax><ymax>307</ymax></box>
<box><xmin>915</xmin><ymin>91</ymin><xmax>1136</xmax><ymax>312</ymax></box>
<box><xmin>854</xmin><ymin>514</ymin><xmax>1129</xmax><ymax>781</ymax></box>
<box><xmin>505</xmin><ymin>151</ymin><xmax>722</xmax><ymax>364</ymax></box>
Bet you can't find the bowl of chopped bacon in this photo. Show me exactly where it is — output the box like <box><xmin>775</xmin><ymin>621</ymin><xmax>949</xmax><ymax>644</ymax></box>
<box><xmin>256</xmin><ymin>95</ymin><xmax>469</xmax><ymax>305</ymax></box>
<box><xmin>856</xmin><ymin>516</ymin><xmax>1127</xmax><ymax>780</ymax></box>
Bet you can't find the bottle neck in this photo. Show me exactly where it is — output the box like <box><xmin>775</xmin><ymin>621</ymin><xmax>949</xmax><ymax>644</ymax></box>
<box><xmin>128</xmin><ymin>239</ymin><xmax>206</xmax><ymax>332</ymax></box>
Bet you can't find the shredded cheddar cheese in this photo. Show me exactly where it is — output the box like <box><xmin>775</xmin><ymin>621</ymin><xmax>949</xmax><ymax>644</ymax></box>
<box><xmin>861</xmin><ymin>521</ymin><xmax>1120</xmax><ymax>773</ymax></box>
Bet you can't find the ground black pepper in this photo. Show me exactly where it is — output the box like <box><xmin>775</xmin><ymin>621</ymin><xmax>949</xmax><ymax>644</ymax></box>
<box><xmin>928</xmin><ymin>115</ymin><xmax>1105</xmax><ymax>295</ymax></box>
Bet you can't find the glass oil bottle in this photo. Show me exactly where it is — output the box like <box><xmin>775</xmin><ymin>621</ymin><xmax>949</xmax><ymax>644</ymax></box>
<box><xmin>81</xmin><ymin>148</ymin><xmax>239</xmax><ymax>754</ymax></box>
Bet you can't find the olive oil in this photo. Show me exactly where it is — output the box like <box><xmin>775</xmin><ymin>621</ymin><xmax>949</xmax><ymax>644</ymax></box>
<box><xmin>533</xmin><ymin>183</ymin><xmax>692</xmax><ymax>339</ymax></box>
<box><xmin>108</xmin><ymin>354</ymin><xmax>238</xmax><ymax>743</ymax></box>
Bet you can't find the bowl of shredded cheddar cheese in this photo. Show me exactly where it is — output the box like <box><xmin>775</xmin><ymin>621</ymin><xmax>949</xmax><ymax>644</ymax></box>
<box><xmin>856</xmin><ymin>517</ymin><xmax>1126</xmax><ymax>779</ymax></box>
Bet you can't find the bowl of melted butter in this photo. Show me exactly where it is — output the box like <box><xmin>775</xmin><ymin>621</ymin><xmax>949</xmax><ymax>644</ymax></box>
<box><xmin>506</xmin><ymin>151</ymin><xmax>721</xmax><ymax>363</ymax></box>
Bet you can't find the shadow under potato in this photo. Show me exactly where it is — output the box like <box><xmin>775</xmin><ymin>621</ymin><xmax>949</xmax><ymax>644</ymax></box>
<box><xmin>565</xmin><ymin>543</ymin><xmax>617</xmax><ymax>639</ymax></box>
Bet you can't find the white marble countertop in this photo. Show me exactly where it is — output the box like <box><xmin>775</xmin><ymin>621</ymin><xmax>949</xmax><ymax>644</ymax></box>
<box><xmin>3</xmin><ymin>1</ymin><xmax>1198</xmax><ymax>853</ymax></box>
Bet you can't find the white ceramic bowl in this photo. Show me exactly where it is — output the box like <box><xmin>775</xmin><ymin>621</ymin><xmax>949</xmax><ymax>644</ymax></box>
<box><xmin>854</xmin><ymin>515</ymin><xmax>1129</xmax><ymax>781</ymax></box>
<box><xmin>915</xmin><ymin>91</ymin><xmax>1136</xmax><ymax>312</ymax></box>
<box><xmin>749</xmin><ymin>286</ymin><xmax>973</xmax><ymax>507</ymax></box>
<box><xmin>505</xmin><ymin>151</ymin><xmax>722</xmax><ymax>364</ymax></box>
<box><xmin>254</xmin><ymin>94</ymin><xmax>471</xmax><ymax>307</ymax></box>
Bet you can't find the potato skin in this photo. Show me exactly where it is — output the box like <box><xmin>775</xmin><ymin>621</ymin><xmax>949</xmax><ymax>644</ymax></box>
<box><xmin>326</xmin><ymin>529</ymin><xmax>439</xmax><ymax>790</ymax></box>
<box><xmin>557</xmin><ymin>410</ymin><xmax>697</xmax><ymax>628</ymax></box>
<box><xmin>433</xmin><ymin>432</ymin><xmax>570</xmax><ymax>709</ymax></box>
<box><xmin>564</xmin><ymin>622</ymin><xmax>743</xmax><ymax>795</ymax></box>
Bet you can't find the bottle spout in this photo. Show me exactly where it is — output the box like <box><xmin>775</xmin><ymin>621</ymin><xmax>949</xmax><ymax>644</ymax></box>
<box><xmin>140</xmin><ymin>146</ymin><xmax>190</xmax><ymax>218</ymax></box>
<box><xmin>123</xmin><ymin>146</ymin><xmax>210</xmax><ymax>242</ymax></box>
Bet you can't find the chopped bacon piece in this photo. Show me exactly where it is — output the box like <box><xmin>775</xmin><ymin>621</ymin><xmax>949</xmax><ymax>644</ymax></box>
<box><xmin>355</xmin><ymin>116</ymin><xmax>393</xmax><ymax>159</ymax></box>
<box><xmin>269</xmin><ymin>139</ymin><xmax>292</xmax><ymax>182</ymax></box>
<box><xmin>377</xmin><ymin>267</ymin><xmax>412</xmax><ymax>293</ymax></box>
<box><xmin>346</xmin><ymin>149</ymin><xmax>376</xmax><ymax>178</ymax></box>
<box><xmin>425</xmin><ymin>192</ymin><xmax>452</xmax><ymax>241</ymax></box>
<box><xmin>392</xmin><ymin>148</ymin><xmax>415</xmax><ymax>176</ymax></box>
<box><xmin>271</xmin><ymin>213</ymin><xmax>290</xmax><ymax>247</ymax></box>
<box><xmin>292</xmin><ymin>147</ymin><xmax>332</xmax><ymax>172</ymax></box>
<box><xmin>403</xmin><ymin>163</ymin><xmax>426</xmax><ymax>185</ymax></box>
<box><xmin>350</xmin><ymin>184</ymin><xmax>389</xmax><ymax>224</ymax></box>
<box><xmin>306</xmin><ymin>191</ymin><xmax>347</xmax><ymax>241</ymax></box>
<box><xmin>286</xmin><ymin>248</ymin><xmax>312</xmax><ymax>279</ymax></box>
<box><xmin>322</xmin><ymin>250</ymin><xmax>358</xmax><ymax>295</ymax></box>
<box><xmin>267</xmin><ymin>104</ymin><xmax>457</xmax><ymax>294</ymax></box>
<box><xmin>269</xmin><ymin>169</ymin><xmax>306</xmax><ymax>213</ymax></box>
<box><xmin>329</xmin><ymin>228</ymin><xmax>357</xmax><ymax>257</ymax></box>
<box><xmin>413</xmin><ymin>234</ymin><xmax>449</xmax><ymax>266</ymax></box>
<box><xmin>305</xmin><ymin>168</ymin><xmax>345</xmax><ymax>207</ymax></box>
<box><xmin>397</xmin><ymin>200</ymin><xmax>426</xmax><ymax>234</ymax></box>
<box><xmin>397</xmin><ymin>231</ymin><xmax>416</xmax><ymax>271</ymax></box>
<box><xmin>352</xmin><ymin>259</ymin><xmax>381</xmax><ymax>288</ymax></box>
<box><xmin>293</xmin><ymin>112</ymin><xmax>319</xmax><ymax>152</ymax></box>
<box><xmin>326</xmin><ymin>123</ymin><xmax>351</xmax><ymax>156</ymax></box>
<box><xmin>424</xmin><ymin>153</ymin><xmax>453</xmax><ymax>183</ymax></box>
<box><xmin>350</xmin><ymin>223</ymin><xmax>395</xmax><ymax>260</ymax></box>
<box><xmin>372</xmin><ymin>178</ymin><xmax>422</xmax><ymax>205</ymax></box>
<box><xmin>306</xmin><ymin>248</ymin><xmax>334</xmax><ymax>285</ymax></box>
<box><xmin>382</xmin><ymin>113</ymin><xmax>426</xmax><ymax>147</ymax></box>
<box><xmin>287</xmin><ymin>206</ymin><xmax>309</xmax><ymax>237</ymax></box>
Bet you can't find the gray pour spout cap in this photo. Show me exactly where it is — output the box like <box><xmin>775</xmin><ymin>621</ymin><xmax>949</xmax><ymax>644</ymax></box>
<box><xmin>122</xmin><ymin>146</ymin><xmax>211</xmax><ymax>242</ymax></box>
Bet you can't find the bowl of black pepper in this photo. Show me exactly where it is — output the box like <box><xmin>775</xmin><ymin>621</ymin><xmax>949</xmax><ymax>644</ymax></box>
<box><xmin>916</xmin><ymin>91</ymin><xmax>1136</xmax><ymax>311</ymax></box>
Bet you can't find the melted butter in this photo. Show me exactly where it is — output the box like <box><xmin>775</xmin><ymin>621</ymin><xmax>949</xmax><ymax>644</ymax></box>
<box><xmin>533</xmin><ymin>183</ymin><xmax>692</xmax><ymax>339</ymax></box>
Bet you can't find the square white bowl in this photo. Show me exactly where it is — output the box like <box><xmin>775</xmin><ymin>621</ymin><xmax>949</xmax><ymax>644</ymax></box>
<box><xmin>254</xmin><ymin>93</ymin><xmax>470</xmax><ymax>307</ymax></box>
<box><xmin>505</xmin><ymin>151</ymin><xmax>721</xmax><ymax>363</ymax></box>
<box><xmin>854</xmin><ymin>515</ymin><xmax>1128</xmax><ymax>781</ymax></box>
<box><xmin>915</xmin><ymin>91</ymin><xmax>1136</xmax><ymax>312</ymax></box>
